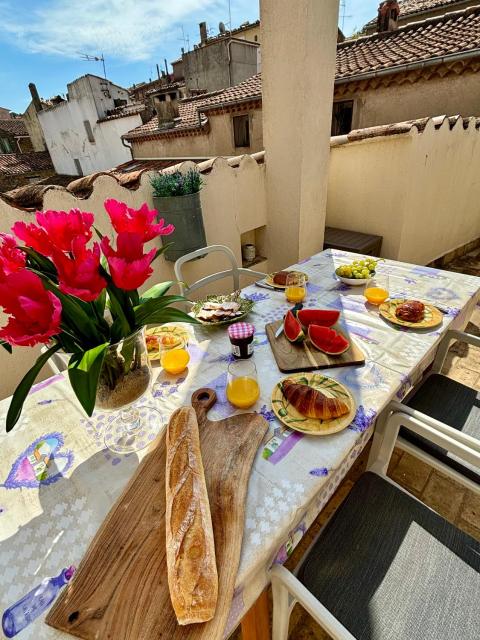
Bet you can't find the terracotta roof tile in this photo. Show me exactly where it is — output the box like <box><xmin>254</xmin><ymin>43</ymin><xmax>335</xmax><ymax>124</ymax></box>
<box><xmin>365</xmin><ymin>0</ymin><xmax>468</xmax><ymax>28</ymax></box>
<box><xmin>97</xmin><ymin>103</ymin><xmax>145</xmax><ymax>123</ymax></box>
<box><xmin>124</xmin><ymin>74</ymin><xmax>261</xmax><ymax>141</ymax></box>
<box><xmin>339</xmin><ymin>5</ymin><xmax>480</xmax><ymax>80</ymax></box>
<box><xmin>0</xmin><ymin>119</ymin><xmax>28</xmax><ymax>137</ymax></box>
<box><xmin>0</xmin><ymin>151</ymin><xmax>53</xmax><ymax>176</ymax></box>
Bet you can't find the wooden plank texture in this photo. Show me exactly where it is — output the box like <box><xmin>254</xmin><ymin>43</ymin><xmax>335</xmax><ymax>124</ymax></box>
<box><xmin>46</xmin><ymin>389</ymin><xmax>268</xmax><ymax>640</ymax></box>
<box><xmin>266</xmin><ymin>320</ymin><xmax>365</xmax><ymax>373</ymax></box>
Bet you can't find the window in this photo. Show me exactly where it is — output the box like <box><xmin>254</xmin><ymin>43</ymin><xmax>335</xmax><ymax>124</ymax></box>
<box><xmin>331</xmin><ymin>100</ymin><xmax>354</xmax><ymax>136</ymax></box>
<box><xmin>83</xmin><ymin>120</ymin><xmax>95</xmax><ymax>144</ymax></box>
<box><xmin>0</xmin><ymin>137</ymin><xmax>13</xmax><ymax>153</ymax></box>
<box><xmin>168</xmin><ymin>92</ymin><xmax>177</xmax><ymax>101</ymax></box>
<box><xmin>73</xmin><ymin>158</ymin><xmax>83</xmax><ymax>176</ymax></box>
<box><xmin>113</xmin><ymin>98</ymin><xmax>127</xmax><ymax>108</ymax></box>
<box><xmin>233</xmin><ymin>114</ymin><xmax>250</xmax><ymax>148</ymax></box>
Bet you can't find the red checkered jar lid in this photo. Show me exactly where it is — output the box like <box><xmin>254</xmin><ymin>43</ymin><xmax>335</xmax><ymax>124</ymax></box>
<box><xmin>228</xmin><ymin>322</ymin><xmax>255</xmax><ymax>340</ymax></box>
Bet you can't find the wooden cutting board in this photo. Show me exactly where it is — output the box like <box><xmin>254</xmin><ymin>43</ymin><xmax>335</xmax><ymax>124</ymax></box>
<box><xmin>46</xmin><ymin>389</ymin><xmax>268</xmax><ymax>640</ymax></box>
<box><xmin>266</xmin><ymin>320</ymin><xmax>365</xmax><ymax>373</ymax></box>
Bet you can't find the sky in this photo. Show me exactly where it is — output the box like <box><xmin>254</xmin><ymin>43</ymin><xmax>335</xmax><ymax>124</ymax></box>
<box><xmin>0</xmin><ymin>0</ymin><xmax>378</xmax><ymax>114</ymax></box>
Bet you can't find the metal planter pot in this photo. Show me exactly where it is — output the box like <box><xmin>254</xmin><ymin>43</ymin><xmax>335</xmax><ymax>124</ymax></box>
<box><xmin>153</xmin><ymin>191</ymin><xmax>207</xmax><ymax>262</ymax></box>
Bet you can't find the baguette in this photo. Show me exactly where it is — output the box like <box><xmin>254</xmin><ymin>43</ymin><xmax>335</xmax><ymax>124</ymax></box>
<box><xmin>165</xmin><ymin>406</ymin><xmax>218</xmax><ymax>625</ymax></box>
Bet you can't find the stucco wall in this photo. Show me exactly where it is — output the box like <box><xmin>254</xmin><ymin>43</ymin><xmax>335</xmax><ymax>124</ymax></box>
<box><xmin>327</xmin><ymin>117</ymin><xmax>480</xmax><ymax>264</ymax></box>
<box><xmin>131</xmin><ymin>108</ymin><xmax>263</xmax><ymax>158</ymax></box>
<box><xmin>38</xmin><ymin>75</ymin><xmax>142</xmax><ymax>175</ymax></box>
<box><xmin>0</xmin><ymin>154</ymin><xmax>267</xmax><ymax>399</ymax></box>
<box><xmin>23</xmin><ymin>103</ymin><xmax>46</xmax><ymax>152</ymax></box>
<box><xmin>341</xmin><ymin>71</ymin><xmax>480</xmax><ymax>131</ymax></box>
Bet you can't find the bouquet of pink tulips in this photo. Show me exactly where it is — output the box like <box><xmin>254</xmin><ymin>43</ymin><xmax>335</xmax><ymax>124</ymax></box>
<box><xmin>0</xmin><ymin>199</ymin><xmax>195</xmax><ymax>431</ymax></box>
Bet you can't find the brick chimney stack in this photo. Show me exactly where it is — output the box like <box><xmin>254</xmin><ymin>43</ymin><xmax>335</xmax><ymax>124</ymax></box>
<box><xmin>199</xmin><ymin>22</ymin><xmax>208</xmax><ymax>45</ymax></box>
<box><xmin>377</xmin><ymin>0</ymin><xmax>400</xmax><ymax>33</ymax></box>
<box><xmin>28</xmin><ymin>82</ymin><xmax>43</xmax><ymax>113</ymax></box>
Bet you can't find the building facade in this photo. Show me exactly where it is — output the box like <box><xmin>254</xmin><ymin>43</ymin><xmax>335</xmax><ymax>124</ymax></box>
<box><xmin>0</xmin><ymin>119</ymin><xmax>33</xmax><ymax>154</ymax></box>
<box><xmin>37</xmin><ymin>75</ymin><xmax>144</xmax><ymax>175</ymax></box>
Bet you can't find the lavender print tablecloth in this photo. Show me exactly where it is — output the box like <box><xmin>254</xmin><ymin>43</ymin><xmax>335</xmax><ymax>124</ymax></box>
<box><xmin>0</xmin><ymin>249</ymin><xmax>479</xmax><ymax>639</ymax></box>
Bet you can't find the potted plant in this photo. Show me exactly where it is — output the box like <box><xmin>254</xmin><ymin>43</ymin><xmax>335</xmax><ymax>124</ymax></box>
<box><xmin>0</xmin><ymin>199</ymin><xmax>196</xmax><ymax>452</ymax></box>
<box><xmin>150</xmin><ymin>169</ymin><xmax>207</xmax><ymax>262</ymax></box>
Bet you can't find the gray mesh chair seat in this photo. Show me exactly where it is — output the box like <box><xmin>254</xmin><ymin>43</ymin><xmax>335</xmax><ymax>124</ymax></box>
<box><xmin>402</xmin><ymin>373</ymin><xmax>480</xmax><ymax>484</ymax></box>
<box><xmin>296</xmin><ymin>472</ymin><xmax>480</xmax><ymax>640</ymax></box>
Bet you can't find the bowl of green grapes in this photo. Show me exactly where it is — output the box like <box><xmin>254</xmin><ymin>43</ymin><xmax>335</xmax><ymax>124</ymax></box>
<box><xmin>335</xmin><ymin>258</ymin><xmax>381</xmax><ymax>286</ymax></box>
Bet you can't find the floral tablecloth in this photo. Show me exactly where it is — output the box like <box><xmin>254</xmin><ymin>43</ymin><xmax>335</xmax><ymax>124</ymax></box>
<box><xmin>0</xmin><ymin>249</ymin><xmax>478</xmax><ymax>639</ymax></box>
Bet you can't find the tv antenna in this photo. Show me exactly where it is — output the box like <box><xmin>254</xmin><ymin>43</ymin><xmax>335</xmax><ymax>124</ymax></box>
<box><xmin>339</xmin><ymin>0</ymin><xmax>352</xmax><ymax>32</ymax></box>
<box><xmin>227</xmin><ymin>0</ymin><xmax>232</xmax><ymax>30</ymax></box>
<box><xmin>80</xmin><ymin>53</ymin><xmax>107</xmax><ymax>79</ymax></box>
<box><xmin>178</xmin><ymin>25</ymin><xmax>190</xmax><ymax>51</ymax></box>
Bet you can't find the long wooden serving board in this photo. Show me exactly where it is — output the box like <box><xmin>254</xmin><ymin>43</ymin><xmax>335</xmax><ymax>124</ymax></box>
<box><xmin>266</xmin><ymin>320</ymin><xmax>365</xmax><ymax>373</ymax></box>
<box><xmin>46</xmin><ymin>389</ymin><xmax>268</xmax><ymax>640</ymax></box>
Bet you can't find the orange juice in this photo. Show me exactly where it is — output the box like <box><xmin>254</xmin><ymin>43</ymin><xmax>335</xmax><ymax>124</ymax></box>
<box><xmin>226</xmin><ymin>376</ymin><xmax>260</xmax><ymax>409</ymax></box>
<box><xmin>161</xmin><ymin>348</ymin><xmax>190</xmax><ymax>375</ymax></box>
<box><xmin>365</xmin><ymin>286</ymin><xmax>389</xmax><ymax>305</ymax></box>
<box><xmin>285</xmin><ymin>286</ymin><xmax>306</xmax><ymax>304</ymax></box>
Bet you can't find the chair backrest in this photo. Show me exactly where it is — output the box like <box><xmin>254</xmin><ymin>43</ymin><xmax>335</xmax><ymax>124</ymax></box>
<box><xmin>174</xmin><ymin>245</ymin><xmax>243</xmax><ymax>298</ymax></box>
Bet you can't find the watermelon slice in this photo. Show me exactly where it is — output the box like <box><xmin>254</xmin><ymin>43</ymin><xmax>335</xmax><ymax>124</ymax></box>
<box><xmin>297</xmin><ymin>309</ymin><xmax>340</xmax><ymax>328</ymax></box>
<box><xmin>283</xmin><ymin>310</ymin><xmax>305</xmax><ymax>343</ymax></box>
<box><xmin>308</xmin><ymin>324</ymin><xmax>349</xmax><ymax>355</ymax></box>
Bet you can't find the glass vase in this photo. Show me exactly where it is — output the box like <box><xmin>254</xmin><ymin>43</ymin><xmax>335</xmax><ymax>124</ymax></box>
<box><xmin>96</xmin><ymin>327</ymin><xmax>164</xmax><ymax>454</ymax></box>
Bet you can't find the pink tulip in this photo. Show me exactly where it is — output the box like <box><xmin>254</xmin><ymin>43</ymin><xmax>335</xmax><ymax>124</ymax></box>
<box><xmin>0</xmin><ymin>234</ymin><xmax>26</xmax><ymax>280</ymax></box>
<box><xmin>0</xmin><ymin>270</ymin><xmax>62</xmax><ymax>346</ymax></box>
<box><xmin>101</xmin><ymin>232</ymin><xmax>156</xmax><ymax>290</ymax></box>
<box><xmin>13</xmin><ymin>208</ymin><xmax>94</xmax><ymax>256</ymax></box>
<box><xmin>52</xmin><ymin>238</ymin><xmax>106</xmax><ymax>302</ymax></box>
<box><xmin>104</xmin><ymin>199</ymin><xmax>174</xmax><ymax>242</ymax></box>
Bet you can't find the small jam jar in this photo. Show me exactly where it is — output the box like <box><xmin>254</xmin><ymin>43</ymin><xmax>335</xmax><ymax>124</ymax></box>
<box><xmin>228</xmin><ymin>322</ymin><xmax>255</xmax><ymax>359</ymax></box>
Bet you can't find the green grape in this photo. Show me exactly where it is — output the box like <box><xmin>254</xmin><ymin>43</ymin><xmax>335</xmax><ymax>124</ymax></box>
<box><xmin>354</xmin><ymin>272</ymin><xmax>363</xmax><ymax>279</ymax></box>
<box><xmin>344</xmin><ymin>268</ymin><xmax>353</xmax><ymax>278</ymax></box>
<box><xmin>358</xmin><ymin>260</ymin><xmax>365</xmax><ymax>267</ymax></box>
<box><xmin>362</xmin><ymin>269</ymin><xmax>370</xmax><ymax>277</ymax></box>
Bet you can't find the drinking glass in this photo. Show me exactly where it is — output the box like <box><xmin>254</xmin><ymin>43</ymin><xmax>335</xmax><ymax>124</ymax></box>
<box><xmin>226</xmin><ymin>360</ymin><xmax>260</xmax><ymax>409</ymax></box>
<box><xmin>160</xmin><ymin>337</ymin><xmax>190</xmax><ymax>375</ymax></box>
<box><xmin>285</xmin><ymin>272</ymin><xmax>307</xmax><ymax>304</ymax></box>
<box><xmin>364</xmin><ymin>275</ymin><xmax>390</xmax><ymax>305</ymax></box>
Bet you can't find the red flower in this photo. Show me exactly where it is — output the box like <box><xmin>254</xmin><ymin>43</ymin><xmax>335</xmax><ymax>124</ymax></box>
<box><xmin>104</xmin><ymin>199</ymin><xmax>174</xmax><ymax>242</ymax></box>
<box><xmin>0</xmin><ymin>270</ymin><xmax>62</xmax><ymax>346</ymax></box>
<box><xmin>13</xmin><ymin>208</ymin><xmax>94</xmax><ymax>256</ymax></box>
<box><xmin>52</xmin><ymin>238</ymin><xmax>106</xmax><ymax>302</ymax></box>
<box><xmin>0</xmin><ymin>234</ymin><xmax>26</xmax><ymax>280</ymax></box>
<box><xmin>101</xmin><ymin>232</ymin><xmax>156</xmax><ymax>290</ymax></box>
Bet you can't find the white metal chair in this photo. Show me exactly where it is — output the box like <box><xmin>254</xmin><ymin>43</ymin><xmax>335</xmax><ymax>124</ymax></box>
<box><xmin>173</xmin><ymin>244</ymin><xmax>265</xmax><ymax>300</ymax></box>
<box><xmin>388</xmin><ymin>329</ymin><xmax>480</xmax><ymax>493</ymax></box>
<box><xmin>271</xmin><ymin>403</ymin><xmax>480</xmax><ymax>640</ymax></box>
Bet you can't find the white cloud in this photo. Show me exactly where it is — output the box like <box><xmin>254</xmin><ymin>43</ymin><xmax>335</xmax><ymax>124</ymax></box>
<box><xmin>0</xmin><ymin>0</ymin><xmax>225</xmax><ymax>61</ymax></box>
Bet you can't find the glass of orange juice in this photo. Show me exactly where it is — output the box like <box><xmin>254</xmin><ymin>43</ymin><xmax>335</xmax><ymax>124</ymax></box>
<box><xmin>160</xmin><ymin>337</ymin><xmax>190</xmax><ymax>375</ymax></box>
<box><xmin>285</xmin><ymin>272</ymin><xmax>307</xmax><ymax>304</ymax></box>
<box><xmin>226</xmin><ymin>360</ymin><xmax>260</xmax><ymax>409</ymax></box>
<box><xmin>365</xmin><ymin>275</ymin><xmax>390</xmax><ymax>306</ymax></box>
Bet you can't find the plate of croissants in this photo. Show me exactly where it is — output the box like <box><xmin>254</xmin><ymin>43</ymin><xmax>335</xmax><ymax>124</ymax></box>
<box><xmin>379</xmin><ymin>298</ymin><xmax>443</xmax><ymax>329</ymax></box>
<box><xmin>264</xmin><ymin>270</ymin><xmax>309</xmax><ymax>289</ymax></box>
<box><xmin>271</xmin><ymin>373</ymin><xmax>356</xmax><ymax>435</ymax></box>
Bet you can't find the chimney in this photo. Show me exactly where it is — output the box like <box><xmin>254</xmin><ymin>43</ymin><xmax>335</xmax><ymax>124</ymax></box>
<box><xmin>29</xmin><ymin>82</ymin><xmax>43</xmax><ymax>113</ymax></box>
<box><xmin>377</xmin><ymin>0</ymin><xmax>400</xmax><ymax>33</ymax></box>
<box><xmin>199</xmin><ymin>21</ymin><xmax>208</xmax><ymax>44</ymax></box>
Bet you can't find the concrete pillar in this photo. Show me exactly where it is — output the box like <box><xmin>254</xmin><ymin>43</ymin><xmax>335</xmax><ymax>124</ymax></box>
<box><xmin>261</xmin><ymin>0</ymin><xmax>340</xmax><ymax>270</ymax></box>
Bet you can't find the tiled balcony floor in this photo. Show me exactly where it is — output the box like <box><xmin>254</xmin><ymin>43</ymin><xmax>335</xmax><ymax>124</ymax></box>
<box><xmin>236</xmin><ymin>250</ymin><xmax>480</xmax><ymax>639</ymax></box>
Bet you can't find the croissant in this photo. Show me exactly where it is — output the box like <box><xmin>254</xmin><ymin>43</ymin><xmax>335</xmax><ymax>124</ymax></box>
<box><xmin>282</xmin><ymin>379</ymin><xmax>350</xmax><ymax>420</ymax></box>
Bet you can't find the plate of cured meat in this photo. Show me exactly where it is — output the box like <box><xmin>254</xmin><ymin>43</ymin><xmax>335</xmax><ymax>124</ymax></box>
<box><xmin>379</xmin><ymin>298</ymin><xmax>443</xmax><ymax>329</ymax></box>
<box><xmin>191</xmin><ymin>292</ymin><xmax>254</xmax><ymax>325</ymax></box>
<box><xmin>271</xmin><ymin>373</ymin><xmax>356</xmax><ymax>435</ymax></box>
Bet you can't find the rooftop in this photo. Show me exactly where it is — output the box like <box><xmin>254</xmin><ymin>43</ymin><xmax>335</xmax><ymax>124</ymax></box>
<box><xmin>339</xmin><ymin>5</ymin><xmax>480</xmax><ymax>82</ymax></box>
<box><xmin>0</xmin><ymin>151</ymin><xmax>53</xmax><ymax>177</ymax></box>
<box><xmin>124</xmin><ymin>74</ymin><xmax>262</xmax><ymax>141</ymax></box>
<box><xmin>0</xmin><ymin>119</ymin><xmax>28</xmax><ymax>137</ymax></box>
<box><xmin>96</xmin><ymin>103</ymin><xmax>145</xmax><ymax>123</ymax></box>
<box><xmin>364</xmin><ymin>0</ymin><xmax>471</xmax><ymax>28</ymax></box>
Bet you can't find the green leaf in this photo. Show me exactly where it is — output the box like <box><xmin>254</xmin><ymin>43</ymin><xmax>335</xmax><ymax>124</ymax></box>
<box><xmin>134</xmin><ymin>295</ymin><xmax>187</xmax><ymax>326</ymax></box>
<box><xmin>106</xmin><ymin>287</ymin><xmax>132</xmax><ymax>337</ymax></box>
<box><xmin>68</xmin><ymin>343</ymin><xmax>109</xmax><ymax>417</ymax></box>
<box><xmin>6</xmin><ymin>343</ymin><xmax>62</xmax><ymax>432</ymax></box>
<box><xmin>139</xmin><ymin>281</ymin><xmax>174</xmax><ymax>303</ymax></box>
<box><xmin>21</xmin><ymin>247</ymin><xmax>58</xmax><ymax>279</ymax></box>
<box><xmin>138</xmin><ymin>307</ymin><xmax>199</xmax><ymax>326</ymax></box>
<box><xmin>0</xmin><ymin>340</ymin><xmax>12</xmax><ymax>354</ymax></box>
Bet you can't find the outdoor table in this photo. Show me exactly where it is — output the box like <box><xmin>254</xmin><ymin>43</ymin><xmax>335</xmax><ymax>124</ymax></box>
<box><xmin>0</xmin><ymin>248</ymin><xmax>479</xmax><ymax>640</ymax></box>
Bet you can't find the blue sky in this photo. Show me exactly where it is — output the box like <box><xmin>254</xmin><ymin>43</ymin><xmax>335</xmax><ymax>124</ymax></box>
<box><xmin>0</xmin><ymin>1</ymin><xmax>378</xmax><ymax>114</ymax></box>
